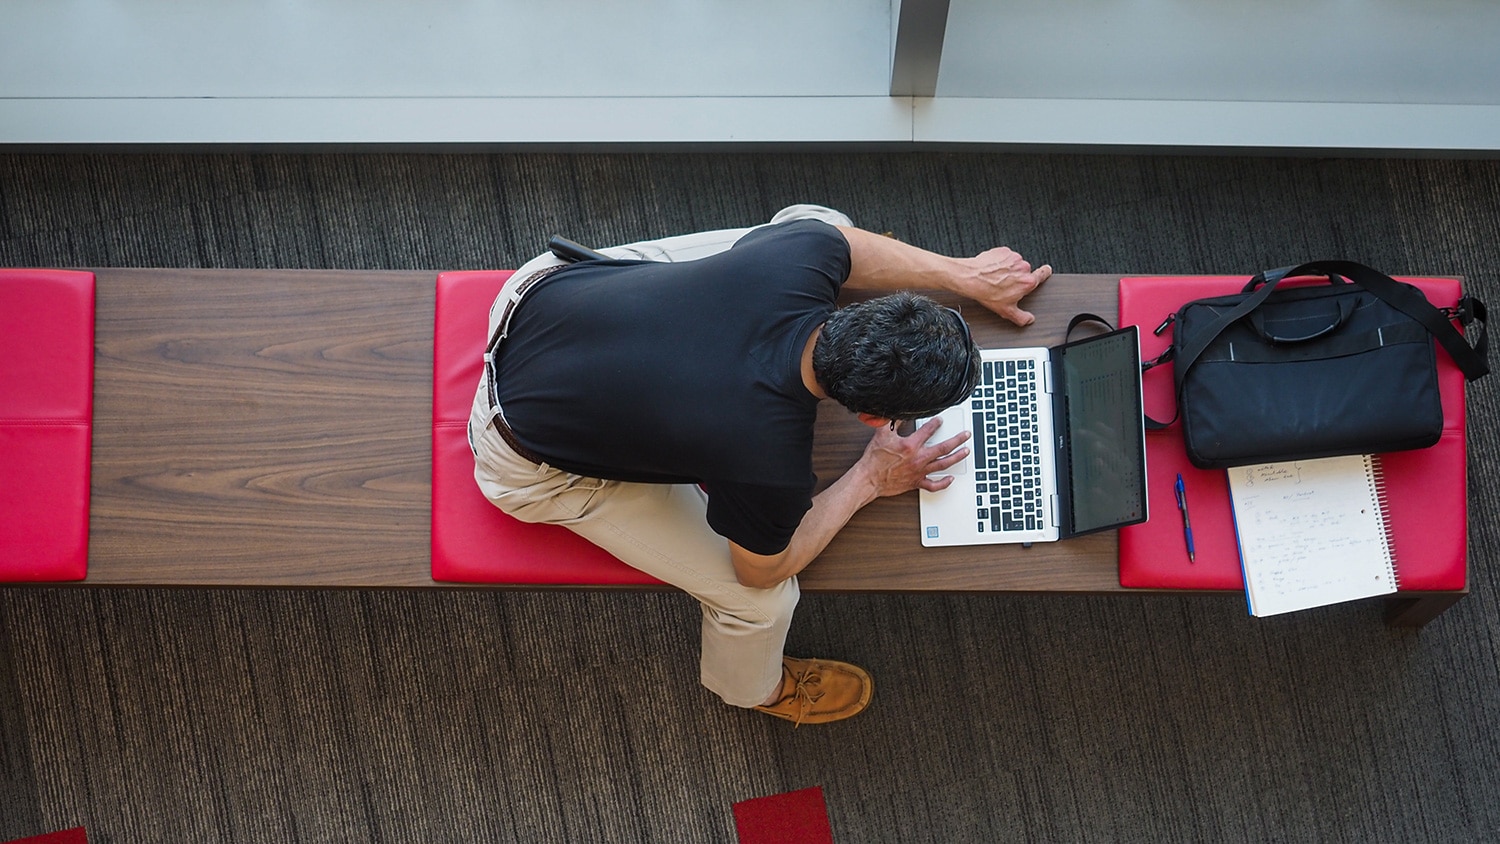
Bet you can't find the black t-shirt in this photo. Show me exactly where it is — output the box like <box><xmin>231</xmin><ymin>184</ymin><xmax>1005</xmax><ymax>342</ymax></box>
<box><xmin>495</xmin><ymin>220</ymin><xmax>851</xmax><ymax>555</ymax></box>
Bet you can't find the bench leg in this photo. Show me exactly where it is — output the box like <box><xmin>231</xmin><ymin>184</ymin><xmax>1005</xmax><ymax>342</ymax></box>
<box><xmin>1384</xmin><ymin>592</ymin><xmax>1467</xmax><ymax>628</ymax></box>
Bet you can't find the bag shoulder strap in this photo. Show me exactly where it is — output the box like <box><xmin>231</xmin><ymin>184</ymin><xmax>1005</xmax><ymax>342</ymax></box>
<box><xmin>1142</xmin><ymin>280</ymin><xmax>1282</xmax><ymax>430</ymax></box>
<box><xmin>1149</xmin><ymin>262</ymin><xmax>1489</xmax><ymax>431</ymax></box>
<box><xmin>1299</xmin><ymin>260</ymin><xmax>1488</xmax><ymax>381</ymax></box>
<box><xmin>1174</xmin><ymin>261</ymin><xmax>1489</xmax><ymax>383</ymax></box>
<box><xmin>1169</xmin><ymin>269</ymin><xmax>1286</xmax><ymax>381</ymax></box>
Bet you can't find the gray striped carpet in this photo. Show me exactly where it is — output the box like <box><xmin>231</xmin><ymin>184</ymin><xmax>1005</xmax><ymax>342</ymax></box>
<box><xmin>2</xmin><ymin>152</ymin><xmax>1498</xmax><ymax>843</ymax></box>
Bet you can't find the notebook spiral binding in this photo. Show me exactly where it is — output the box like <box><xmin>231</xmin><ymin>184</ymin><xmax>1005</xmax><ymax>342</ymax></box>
<box><xmin>1368</xmin><ymin>456</ymin><xmax>1401</xmax><ymax>588</ymax></box>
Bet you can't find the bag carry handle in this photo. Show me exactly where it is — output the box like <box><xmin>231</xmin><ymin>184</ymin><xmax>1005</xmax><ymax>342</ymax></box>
<box><xmin>1174</xmin><ymin>260</ymin><xmax>1489</xmax><ymax>384</ymax></box>
<box><xmin>1247</xmin><ymin>294</ymin><xmax>1358</xmax><ymax>344</ymax></box>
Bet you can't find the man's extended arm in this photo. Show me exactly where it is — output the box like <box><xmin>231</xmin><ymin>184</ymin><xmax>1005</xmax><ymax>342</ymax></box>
<box><xmin>728</xmin><ymin>226</ymin><xmax>1052</xmax><ymax>588</ymax></box>
<box><xmin>835</xmin><ymin>226</ymin><xmax>1052</xmax><ymax>327</ymax></box>
<box><xmin>728</xmin><ymin>419</ymin><xmax>967</xmax><ymax>589</ymax></box>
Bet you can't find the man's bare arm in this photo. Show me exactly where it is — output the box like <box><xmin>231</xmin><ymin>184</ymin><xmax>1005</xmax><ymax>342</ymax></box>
<box><xmin>836</xmin><ymin>226</ymin><xmax>1053</xmax><ymax>327</ymax></box>
<box><xmin>728</xmin><ymin>419</ymin><xmax>969</xmax><ymax>589</ymax></box>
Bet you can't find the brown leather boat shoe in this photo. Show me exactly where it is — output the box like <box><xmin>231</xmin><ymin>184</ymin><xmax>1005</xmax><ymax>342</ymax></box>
<box><xmin>753</xmin><ymin>656</ymin><xmax>873</xmax><ymax>726</ymax></box>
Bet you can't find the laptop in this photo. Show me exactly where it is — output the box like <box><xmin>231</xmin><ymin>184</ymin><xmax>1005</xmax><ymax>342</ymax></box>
<box><xmin>918</xmin><ymin>325</ymin><xmax>1148</xmax><ymax>546</ymax></box>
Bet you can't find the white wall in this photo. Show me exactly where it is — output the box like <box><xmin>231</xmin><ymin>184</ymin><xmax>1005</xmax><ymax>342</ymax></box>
<box><xmin>940</xmin><ymin>0</ymin><xmax>1500</xmax><ymax>105</ymax></box>
<box><xmin>2</xmin><ymin>0</ymin><xmax>1497</xmax><ymax>151</ymax></box>
<box><xmin>2</xmin><ymin>0</ymin><xmax>889</xmax><ymax>99</ymax></box>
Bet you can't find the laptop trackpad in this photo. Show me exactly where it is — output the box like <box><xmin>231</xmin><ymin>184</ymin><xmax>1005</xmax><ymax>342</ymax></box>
<box><xmin>921</xmin><ymin>405</ymin><xmax>971</xmax><ymax>476</ymax></box>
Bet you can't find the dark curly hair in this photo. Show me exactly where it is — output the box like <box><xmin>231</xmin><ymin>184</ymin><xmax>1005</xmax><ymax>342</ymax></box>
<box><xmin>812</xmin><ymin>292</ymin><xmax>981</xmax><ymax>421</ymax></box>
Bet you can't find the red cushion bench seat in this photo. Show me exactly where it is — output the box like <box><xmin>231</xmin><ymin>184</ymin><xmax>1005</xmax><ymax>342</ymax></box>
<box><xmin>430</xmin><ymin>271</ymin><xmax>661</xmax><ymax>585</ymax></box>
<box><xmin>1</xmin><ymin>269</ymin><xmax>94</xmax><ymax>582</ymax></box>
<box><xmin>1117</xmin><ymin>275</ymin><xmax>1469</xmax><ymax>594</ymax></box>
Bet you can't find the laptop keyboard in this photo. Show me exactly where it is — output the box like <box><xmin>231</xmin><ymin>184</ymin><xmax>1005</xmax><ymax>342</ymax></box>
<box><xmin>971</xmin><ymin>359</ymin><xmax>1043</xmax><ymax>534</ymax></box>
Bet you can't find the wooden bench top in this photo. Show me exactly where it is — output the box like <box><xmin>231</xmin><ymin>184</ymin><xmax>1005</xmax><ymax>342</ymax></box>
<box><xmin>73</xmin><ymin>267</ymin><xmax>1466</xmax><ymax>624</ymax></box>
<box><xmin>78</xmin><ymin>267</ymin><xmax>1117</xmax><ymax>591</ymax></box>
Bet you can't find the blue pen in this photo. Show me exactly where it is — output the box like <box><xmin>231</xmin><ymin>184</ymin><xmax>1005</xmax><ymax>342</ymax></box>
<box><xmin>1174</xmin><ymin>473</ymin><xmax>1196</xmax><ymax>563</ymax></box>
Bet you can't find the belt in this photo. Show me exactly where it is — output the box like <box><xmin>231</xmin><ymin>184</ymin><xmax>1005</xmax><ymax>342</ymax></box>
<box><xmin>483</xmin><ymin>264</ymin><xmax>569</xmax><ymax>466</ymax></box>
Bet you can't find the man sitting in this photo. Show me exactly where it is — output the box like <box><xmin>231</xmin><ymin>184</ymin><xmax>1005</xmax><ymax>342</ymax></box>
<box><xmin>469</xmin><ymin>205</ymin><xmax>1050</xmax><ymax>725</ymax></box>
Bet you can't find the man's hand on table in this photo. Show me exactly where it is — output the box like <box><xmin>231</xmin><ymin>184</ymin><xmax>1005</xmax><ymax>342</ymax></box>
<box><xmin>954</xmin><ymin>247</ymin><xmax>1053</xmax><ymax>327</ymax></box>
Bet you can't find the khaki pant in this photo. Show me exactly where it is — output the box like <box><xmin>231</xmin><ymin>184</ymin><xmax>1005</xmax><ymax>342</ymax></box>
<box><xmin>470</xmin><ymin>205</ymin><xmax>852</xmax><ymax>707</ymax></box>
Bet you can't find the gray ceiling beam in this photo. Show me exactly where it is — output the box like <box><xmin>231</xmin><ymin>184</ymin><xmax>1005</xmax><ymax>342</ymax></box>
<box><xmin>890</xmin><ymin>0</ymin><xmax>951</xmax><ymax>97</ymax></box>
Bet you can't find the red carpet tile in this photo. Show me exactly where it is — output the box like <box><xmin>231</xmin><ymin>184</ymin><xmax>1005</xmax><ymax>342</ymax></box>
<box><xmin>733</xmin><ymin>786</ymin><xmax>834</xmax><ymax>844</ymax></box>
<box><xmin>3</xmin><ymin>829</ymin><xmax>87</xmax><ymax>844</ymax></box>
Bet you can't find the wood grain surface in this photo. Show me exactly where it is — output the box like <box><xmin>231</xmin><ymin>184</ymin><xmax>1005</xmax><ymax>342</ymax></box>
<box><xmin>88</xmin><ymin>269</ymin><xmax>436</xmax><ymax>586</ymax></box>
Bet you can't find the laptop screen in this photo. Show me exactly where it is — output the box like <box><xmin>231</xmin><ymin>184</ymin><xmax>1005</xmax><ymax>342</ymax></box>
<box><xmin>1055</xmin><ymin>326</ymin><xmax>1148</xmax><ymax>535</ymax></box>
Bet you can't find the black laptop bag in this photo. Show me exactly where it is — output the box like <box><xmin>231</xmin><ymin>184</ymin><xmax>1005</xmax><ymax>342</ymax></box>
<box><xmin>1156</xmin><ymin>260</ymin><xmax>1488</xmax><ymax>469</ymax></box>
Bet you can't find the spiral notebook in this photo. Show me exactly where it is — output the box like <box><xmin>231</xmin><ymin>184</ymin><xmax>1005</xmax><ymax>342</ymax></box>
<box><xmin>1228</xmin><ymin>455</ymin><xmax>1399</xmax><ymax>617</ymax></box>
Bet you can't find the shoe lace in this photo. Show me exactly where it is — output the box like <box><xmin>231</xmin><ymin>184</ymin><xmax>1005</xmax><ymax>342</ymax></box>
<box><xmin>789</xmin><ymin>668</ymin><xmax>824</xmax><ymax>728</ymax></box>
